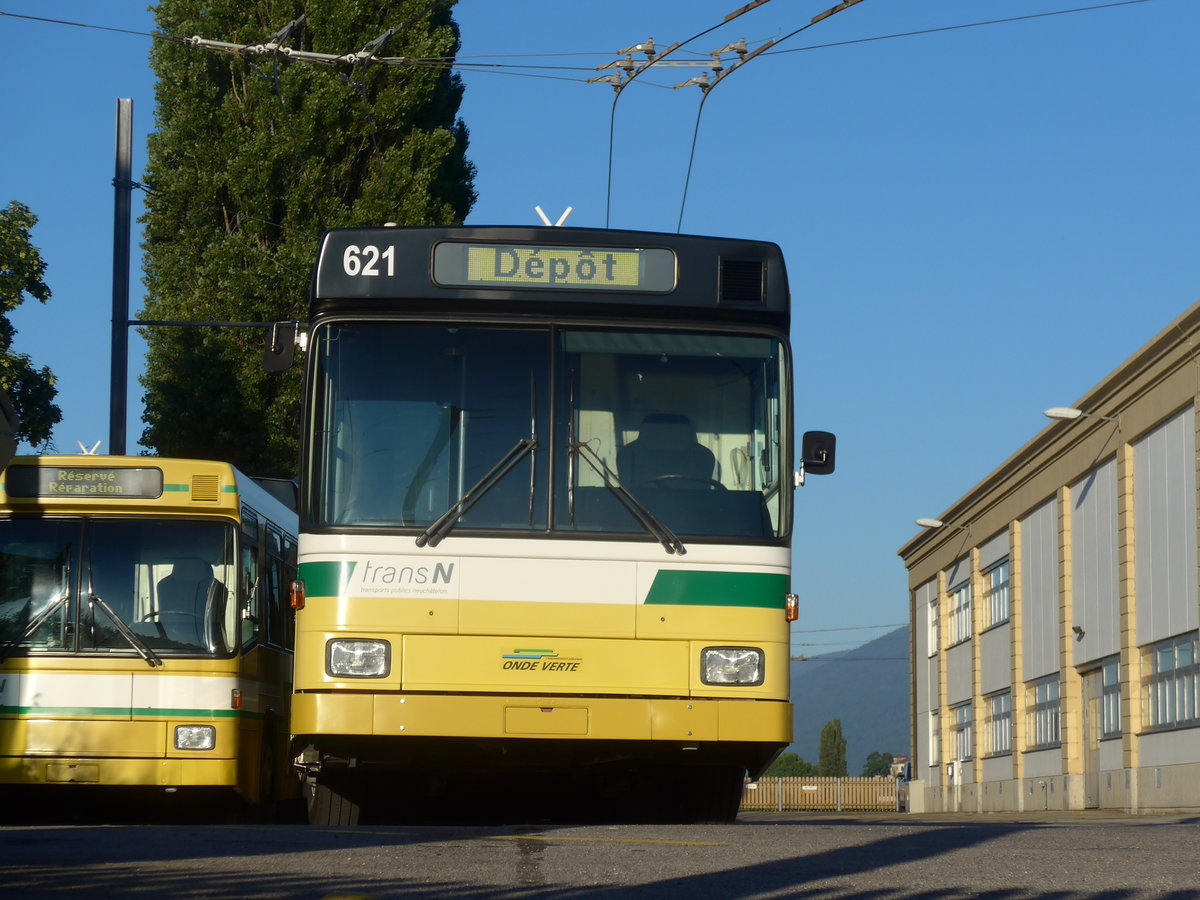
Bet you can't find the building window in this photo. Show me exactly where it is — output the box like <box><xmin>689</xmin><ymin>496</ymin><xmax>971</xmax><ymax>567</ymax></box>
<box><xmin>948</xmin><ymin>580</ymin><xmax>971</xmax><ymax>646</ymax></box>
<box><xmin>1027</xmin><ymin>675</ymin><xmax>1061</xmax><ymax>749</ymax></box>
<box><xmin>1142</xmin><ymin>632</ymin><xmax>1199</xmax><ymax>731</ymax></box>
<box><xmin>928</xmin><ymin>590</ymin><xmax>939</xmax><ymax>656</ymax></box>
<box><xmin>952</xmin><ymin>702</ymin><xmax>973</xmax><ymax>761</ymax></box>
<box><xmin>983</xmin><ymin>559</ymin><xmax>1010</xmax><ymax>628</ymax></box>
<box><xmin>986</xmin><ymin>690</ymin><xmax>1012</xmax><ymax>756</ymax></box>
<box><xmin>1101</xmin><ymin>657</ymin><xmax>1121</xmax><ymax>739</ymax></box>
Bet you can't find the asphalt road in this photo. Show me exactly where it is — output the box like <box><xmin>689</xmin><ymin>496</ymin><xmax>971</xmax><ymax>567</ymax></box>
<box><xmin>1</xmin><ymin>810</ymin><xmax>1196</xmax><ymax>899</ymax></box>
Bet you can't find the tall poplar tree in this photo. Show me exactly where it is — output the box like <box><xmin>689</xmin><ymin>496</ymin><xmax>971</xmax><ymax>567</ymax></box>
<box><xmin>140</xmin><ymin>0</ymin><xmax>475</xmax><ymax>476</ymax></box>
<box><xmin>0</xmin><ymin>200</ymin><xmax>61</xmax><ymax>449</ymax></box>
<box><xmin>818</xmin><ymin>719</ymin><xmax>848</xmax><ymax>777</ymax></box>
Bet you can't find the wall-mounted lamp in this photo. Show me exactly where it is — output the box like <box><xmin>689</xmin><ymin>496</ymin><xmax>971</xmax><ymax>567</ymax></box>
<box><xmin>1071</xmin><ymin>624</ymin><xmax>1085</xmax><ymax>640</ymax></box>
<box><xmin>1044</xmin><ymin>406</ymin><xmax>1119</xmax><ymax>426</ymax></box>
<box><xmin>915</xmin><ymin>518</ymin><xmax>971</xmax><ymax>535</ymax></box>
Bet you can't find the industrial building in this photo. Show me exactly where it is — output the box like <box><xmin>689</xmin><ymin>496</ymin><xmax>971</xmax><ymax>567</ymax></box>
<box><xmin>898</xmin><ymin>301</ymin><xmax>1200</xmax><ymax>813</ymax></box>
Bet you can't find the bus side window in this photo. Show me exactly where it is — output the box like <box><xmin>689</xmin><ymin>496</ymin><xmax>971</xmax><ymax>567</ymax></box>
<box><xmin>240</xmin><ymin>508</ymin><xmax>261</xmax><ymax>648</ymax></box>
<box><xmin>283</xmin><ymin>536</ymin><xmax>297</xmax><ymax>650</ymax></box>
<box><xmin>265</xmin><ymin>527</ymin><xmax>284</xmax><ymax>648</ymax></box>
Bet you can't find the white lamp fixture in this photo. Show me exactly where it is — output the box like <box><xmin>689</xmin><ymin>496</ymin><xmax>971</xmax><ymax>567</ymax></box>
<box><xmin>1043</xmin><ymin>407</ymin><xmax>1083</xmax><ymax>420</ymax></box>
<box><xmin>915</xmin><ymin>518</ymin><xmax>970</xmax><ymax>536</ymax></box>
<box><xmin>1044</xmin><ymin>406</ymin><xmax>1119</xmax><ymax>425</ymax></box>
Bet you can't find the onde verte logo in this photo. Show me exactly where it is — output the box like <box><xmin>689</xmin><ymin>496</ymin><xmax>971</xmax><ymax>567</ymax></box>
<box><xmin>501</xmin><ymin>649</ymin><xmax>581</xmax><ymax>673</ymax></box>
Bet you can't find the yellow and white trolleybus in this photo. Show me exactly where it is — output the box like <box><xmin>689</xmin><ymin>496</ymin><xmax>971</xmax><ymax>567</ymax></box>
<box><xmin>0</xmin><ymin>456</ymin><xmax>297</xmax><ymax>810</ymax></box>
<box><xmin>291</xmin><ymin>226</ymin><xmax>834</xmax><ymax>823</ymax></box>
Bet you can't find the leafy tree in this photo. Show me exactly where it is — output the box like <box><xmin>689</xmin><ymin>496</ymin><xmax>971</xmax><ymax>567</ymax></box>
<box><xmin>817</xmin><ymin>719</ymin><xmax>848</xmax><ymax>777</ymax></box>
<box><xmin>140</xmin><ymin>0</ymin><xmax>476</xmax><ymax>475</ymax></box>
<box><xmin>763</xmin><ymin>752</ymin><xmax>818</xmax><ymax>777</ymax></box>
<box><xmin>861</xmin><ymin>751</ymin><xmax>894</xmax><ymax>777</ymax></box>
<box><xmin>0</xmin><ymin>201</ymin><xmax>61</xmax><ymax>448</ymax></box>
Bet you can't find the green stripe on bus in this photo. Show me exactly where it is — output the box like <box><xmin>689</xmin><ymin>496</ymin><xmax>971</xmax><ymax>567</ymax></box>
<box><xmin>162</xmin><ymin>483</ymin><xmax>190</xmax><ymax>492</ymax></box>
<box><xmin>298</xmin><ymin>560</ymin><xmax>357</xmax><ymax>597</ymax></box>
<box><xmin>644</xmin><ymin>571</ymin><xmax>788</xmax><ymax>608</ymax></box>
<box><xmin>0</xmin><ymin>710</ymin><xmax>250</xmax><ymax>724</ymax></box>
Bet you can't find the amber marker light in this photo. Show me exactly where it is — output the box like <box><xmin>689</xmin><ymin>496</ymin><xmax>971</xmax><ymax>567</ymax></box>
<box><xmin>231</xmin><ymin>689</ymin><xmax>242</xmax><ymax>710</ymax></box>
<box><xmin>785</xmin><ymin>593</ymin><xmax>799</xmax><ymax>622</ymax></box>
<box><xmin>290</xmin><ymin>579</ymin><xmax>306</xmax><ymax>610</ymax></box>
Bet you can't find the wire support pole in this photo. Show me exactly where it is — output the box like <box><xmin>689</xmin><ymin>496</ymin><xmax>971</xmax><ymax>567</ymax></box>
<box><xmin>109</xmin><ymin>98</ymin><xmax>133</xmax><ymax>456</ymax></box>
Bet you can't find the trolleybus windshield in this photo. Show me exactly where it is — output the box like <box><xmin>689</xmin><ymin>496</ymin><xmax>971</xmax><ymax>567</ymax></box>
<box><xmin>310</xmin><ymin>322</ymin><xmax>788</xmax><ymax>541</ymax></box>
<box><xmin>0</xmin><ymin>518</ymin><xmax>238</xmax><ymax>658</ymax></box>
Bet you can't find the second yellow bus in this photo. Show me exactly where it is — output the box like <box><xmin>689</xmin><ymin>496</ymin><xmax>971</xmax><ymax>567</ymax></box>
<box><xmin>0</xmin><ymin>456</ymin><xmax>297</xmax><ymax>814</ymax></box>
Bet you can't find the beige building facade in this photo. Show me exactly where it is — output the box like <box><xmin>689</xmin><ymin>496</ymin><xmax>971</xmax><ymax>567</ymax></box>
<box><xmin>898</xmin><ymin>301</ymin><xmax>1200</xmax><ymax>814</ymax></box>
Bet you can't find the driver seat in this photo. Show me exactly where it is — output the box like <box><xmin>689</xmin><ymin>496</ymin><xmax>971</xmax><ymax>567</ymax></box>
<box><xmin>617</xmin><ymin>413</ymin><xmax>716</xmax><ymax>486</ymax></box>
<box><xmin>154</xmin><ymin>558</ymin><xmax>216</xmax><ymax>644</ymax></box>
<box><xmin>157</xmin><ymin>558</ymin><xmax>215</xmax><ymax>610</ymax></box>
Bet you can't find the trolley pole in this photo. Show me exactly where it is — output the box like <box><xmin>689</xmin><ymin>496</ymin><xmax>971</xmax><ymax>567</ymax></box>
<box><xmin>109</xmin><ymin>98</ymin><xmax>133</xmax><ymax>456</ymax></box>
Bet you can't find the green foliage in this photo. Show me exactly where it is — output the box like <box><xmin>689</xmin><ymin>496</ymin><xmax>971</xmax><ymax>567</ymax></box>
<box><xmin>0</xmin><ymin>201</ymin><xmax>61</xmax><ymax>448</ymax></box>
<box><xmin>861</xmin><ymin>751</ymin><xmax>894</xmax><ymax>777</ymax></box>
<box><xmin>139</xmin><ymin>0</ymin><xmax>476</xmax><ymax>475</ymax></box>
<box><xmin>763</xmin><ymin>752</ymin><xmax>818</xmax><ymax>777</ymax></box>
<box><xmin>817</xmin><ymin>719</ymin><xmax>848</xmax><ymax>777</ymax></box>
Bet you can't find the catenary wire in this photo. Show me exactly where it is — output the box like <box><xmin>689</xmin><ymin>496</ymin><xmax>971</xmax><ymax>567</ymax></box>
<box><xmin>0</xmin><ymin>0</ymin><xmax>1166</xmax><ymax>72</ymax></box>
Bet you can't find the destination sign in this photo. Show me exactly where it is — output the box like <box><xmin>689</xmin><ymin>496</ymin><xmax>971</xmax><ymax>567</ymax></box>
<box><xmin>5</xmin><ymin>466</ymin><xmax>164</xmax><ymax>499</ymax></box>
<box><xmin>432</xmin><ymin>242</ymin><xmax>676</xmax><ymax>293</ymax></box>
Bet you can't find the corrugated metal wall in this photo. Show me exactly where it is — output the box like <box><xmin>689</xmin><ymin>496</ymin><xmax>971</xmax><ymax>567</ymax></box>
<box><xmin>1021</xmin><ymin>497</ymin><xmax>1059</xmax><ymax>680</ymax></box>
<box><xmin>1134</xmin><ymin>406</ymin><xmax>1198</xmax><ymax>644</ymax></box>
<box><xmin>1071</xmin><ymin>456</ymin><xmax>1119</xmax><ymax>664</ymax></box>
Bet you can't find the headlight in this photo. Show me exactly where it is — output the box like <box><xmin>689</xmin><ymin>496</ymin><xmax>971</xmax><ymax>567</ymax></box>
<box><xmin>175</xmin><ymin>724</ymin><xmax>216</xmax><ymax>751</ymax></box>
<box><xmin>701</xmin><ymin>647</ymin><xmax>764</xmax><ymax>685</ymax></box>
<box><xmin>327</xmin><ymin>638</ymin><xmax>391</xmax><ymax>677</ymax></box>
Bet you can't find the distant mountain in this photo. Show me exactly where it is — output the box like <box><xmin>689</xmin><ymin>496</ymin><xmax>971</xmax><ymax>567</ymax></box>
<box><xmin>786</xmin><ymin>626</ymin><xmax>910</xmax><ymax>772</ymax></box>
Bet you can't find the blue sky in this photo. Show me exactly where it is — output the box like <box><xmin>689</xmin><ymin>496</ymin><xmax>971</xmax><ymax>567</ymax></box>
<box><xmin>1</xmin><ymin>0</ymin><xmax>1195</xmax><ymax>651</ymax></box>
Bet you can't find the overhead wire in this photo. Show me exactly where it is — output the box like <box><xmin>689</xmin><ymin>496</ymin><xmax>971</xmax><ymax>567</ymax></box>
<box><xmin>594</xmin><ymin>0</ymin><xmax>777</xmax><ymax>226</ymax></box>
<box><xmin>768</xmin><ymin>0</ymin><xmax>1160</xmax><ymax>58</ymax></box>
<box><xmin>0</xmin><ymin>0</ymin><xmax>1167</xmax><ymax>72</ymax></box>
<box><xmin>240</xmin><ymin>14</ymin><xmax>334</xmax><ymax>233</ymax></box>
<box><xmin>790</xmin><ymin>622</ymin><xmax>908</xmax><ymax>660</ymax></box>
<box><xmin>0</xmin><ymin>0</ymin><xmax>1170</xmax><ymax>230</ymax></box>
<box><xmin>672</xmin><ymin>0</ymin><xmax>862</xmax><ymax>232</ymax></box>
<box><xmin>793</xmin><ymin>656</ymin><xmax>908</xmax><ymax>661</ymax></box>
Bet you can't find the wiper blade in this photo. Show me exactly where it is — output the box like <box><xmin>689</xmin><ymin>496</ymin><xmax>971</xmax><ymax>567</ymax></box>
<box><xmin>90</xmin><ymin>593</ymin><xmax>162</xmax><ymax>668</ymax></box>
<box><xmin>570</xmin><ymin>441</ymin><xmax>686</xmax><ymax>555</ymax></box>
<box><xmin>0</xmin><ymin>592</ymin><xmax>69</xmax><ymax>662</ymax></box>
<box><xmin>416</xmin><ymin>437</ymin><xmax>538</xmax><ymax>549</ymax></box>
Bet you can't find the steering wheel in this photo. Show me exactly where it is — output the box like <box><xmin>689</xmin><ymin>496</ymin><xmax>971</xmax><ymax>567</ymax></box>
<box><xmin>643</xmin><ymin>474</ymin><xmax>727</xmax><ymax>491</ymax></box>
<box><xmin>141</xmin><ymin>609</ymin><xmax>202</xmax><ymax>642</ymax></box>
<box><xmin>142</xmin><ymin>610</ymin><xmax>200</xmax><ymax>624</ymax></box>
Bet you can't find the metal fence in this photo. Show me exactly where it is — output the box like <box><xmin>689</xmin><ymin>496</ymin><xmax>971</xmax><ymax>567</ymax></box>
<box><xmin>740</xmin><ymin>776</ymin><xmax>904</xmax><ymax>812</ymax></box>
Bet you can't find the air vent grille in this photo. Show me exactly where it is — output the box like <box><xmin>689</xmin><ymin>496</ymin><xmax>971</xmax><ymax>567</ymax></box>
<box><xmin>719</xmin><ymin>259</ymin><xmax>765</xmax><ymax>304</ymax></box>
<box><xmin>191</xmin><ymin>474</ymin><xmax>220</xmax><ymax>502</ymax></box>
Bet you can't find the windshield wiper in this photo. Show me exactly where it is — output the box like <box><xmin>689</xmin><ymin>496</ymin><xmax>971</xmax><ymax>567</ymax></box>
<box><xmin>570</xmin><ymin>441</ymin><xmax>686</xmax><ymax>555</ymax></box>
<box><xmin>0</xmin><ymin>592</ymin><xmax>69</xmax><ymax>662</ymax></box>
<box><xmin>90</xmin><ymin>593</ymin><xmax>162</xmax><ymax>668</ymax></box>
<box><xmin>416</xmin><ymin>437</ymin><xmax>538</xmax><ymax>549</ymax></box>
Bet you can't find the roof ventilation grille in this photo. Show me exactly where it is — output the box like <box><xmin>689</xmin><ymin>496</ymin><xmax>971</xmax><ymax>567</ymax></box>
<box><xmin>719</xmin><ymin>259</ymin><xmax>765</xmax><ymax>304</ymax></box>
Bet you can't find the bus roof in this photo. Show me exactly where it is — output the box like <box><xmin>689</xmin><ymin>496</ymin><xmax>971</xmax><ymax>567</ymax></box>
<box><xmin>0</xmin><ymin>456</ymin><xmax>296</xmax><ymax>528</ymax></box>
<box><xmin>311</xmin><ymin>225</ymin><xmax>789</xmax><ymax>328</ymax></box>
